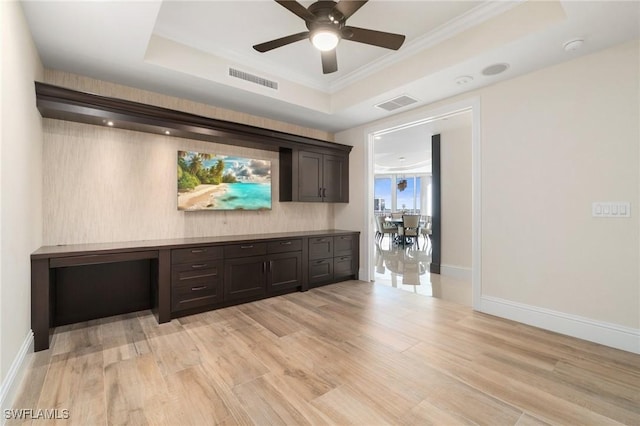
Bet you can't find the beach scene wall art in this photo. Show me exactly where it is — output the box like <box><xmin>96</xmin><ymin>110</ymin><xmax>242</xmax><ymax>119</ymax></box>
<box><xmin>177</xmin><ymin>150</ymin><xmax>272</xmax><ymax>211</ymax></box>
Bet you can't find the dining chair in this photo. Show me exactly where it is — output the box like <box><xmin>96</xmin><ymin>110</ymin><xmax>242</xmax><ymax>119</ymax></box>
<box><xmin>375</xmin><ymin>215</ymin><xmax>397</xmax><ymax>247</ymax></box>
<box><xmin>390</xmin><ymin>212</ymin><xmax>404</xmax><ymax>220</ymax></box>
<box><xmin>398</xmin><ymin>214</ymin><xmax>421</xmax><ymax>248</ymax></box>
<box><xmin>420</xmin><ymin>215</ymin><xmax>432</xmax><ymax>250</ymax></box>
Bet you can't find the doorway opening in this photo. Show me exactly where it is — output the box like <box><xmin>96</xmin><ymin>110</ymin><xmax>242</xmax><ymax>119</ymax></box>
<box><xmin>365</xmin><ymin>98</ymin><xmax>480</xmax><ymax>308</ymax></box>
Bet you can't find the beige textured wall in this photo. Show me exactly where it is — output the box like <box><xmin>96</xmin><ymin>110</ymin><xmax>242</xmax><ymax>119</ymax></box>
<box><xmin>44</xmin><ymin>70</ymin><xmax>333</xmax><ymax>141</ymax></box>
<box><xmin>1</xmin><ymin>0</ymin><xmax>44</xmax><ymax>386</ymax></box>
<box><xmin>42</xmin><ymin>72</ymin><xmax>335</xmax><ymax>245</ymax></box>
<box><xmin>441</xmin><ymin>125</ymin><xmax>472</xmax><ymax>269</ymax></box>
<box><xmin>336</xmin><ymin>40</ymin><xmax>639</xmax><ymax>330</ymax></box>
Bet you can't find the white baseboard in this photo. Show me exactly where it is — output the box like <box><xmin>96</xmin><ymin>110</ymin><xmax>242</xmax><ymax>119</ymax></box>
<box><xmin>0</xmin><ymin>330</ymin><xmax>34</xmax><ymax>423</ymax></box>
<box><xmin>440</xmin><ymin>264</ymin><xmax>472</xmax><ymax>281</ymax></box>
<box><xmin>479</xmin><ymin>296</ymin><xmax>640</xmax><ymax>354</ymax></box>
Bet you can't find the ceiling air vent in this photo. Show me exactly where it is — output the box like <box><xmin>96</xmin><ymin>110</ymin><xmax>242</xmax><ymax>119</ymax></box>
<box><xmin>229</xmin><ymin>68</ymin><xmax>278</xmax><ymax>90</ymax></box>
<box><xmin>375</xmin><ymin>95</ymin><xmax>418</xmax><ymax>112</ymax></box>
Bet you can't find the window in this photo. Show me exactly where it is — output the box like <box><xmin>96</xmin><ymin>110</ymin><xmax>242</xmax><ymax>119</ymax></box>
<box><xmin>396</xmin><ymin>176</ymin><xmax>421</xmax><ymax>213</ymax></box>
<box><xmin>374</xmin><ymin>174</ymin><xmax>426</xmax><ymax>213</ymax></box>
<box><xmin>374</xmin><ymin>177</ymin><xmax>392</xmax><ymax>213</ymax></box>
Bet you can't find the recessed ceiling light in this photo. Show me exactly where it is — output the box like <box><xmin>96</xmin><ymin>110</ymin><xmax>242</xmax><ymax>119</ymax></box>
<box><xmin>482</xmin><ymin>63</ymin><xmax>510</xmax><ymax>76</ymax></box>
<box><xmin>455</xmin><ymin>75</ymin><xmax>473</xmax><ymax>85</ymax></box>
<box><xmin>106</xmin><ymin>121</ymin><xmax>114</xmax><ymax>126</ymax></box>
<box><xmin>563</xmin><ymin>38</ymin><xmax>584</xmax><ymax>52</ymax></box>
<box><xmin>164</xmin><ymin>130</ymin><xmax>171</xmax><ymax>135</ymax></box>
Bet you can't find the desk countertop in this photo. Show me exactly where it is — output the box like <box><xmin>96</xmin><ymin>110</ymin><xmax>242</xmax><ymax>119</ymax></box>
<box><xmin>32</xmin><ymin>229</ymin><xmax>360</xmax><ymax>259</ymax></box>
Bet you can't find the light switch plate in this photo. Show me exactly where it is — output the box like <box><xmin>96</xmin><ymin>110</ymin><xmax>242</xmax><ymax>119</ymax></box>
<box><xmin>592</xmin><ymin>202</ymin><xmax>631</xmax><ymax>218</ymax></box>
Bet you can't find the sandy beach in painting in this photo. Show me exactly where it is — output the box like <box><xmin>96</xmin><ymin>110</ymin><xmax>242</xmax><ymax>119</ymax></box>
<box><xmin>178</xmin><ymin>184</ymin><xmax>228</xmax><ymax>210</ymax></box>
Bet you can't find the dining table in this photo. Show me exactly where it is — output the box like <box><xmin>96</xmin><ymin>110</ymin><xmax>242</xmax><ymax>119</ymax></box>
<box><xmin>384</xmin><ymin>217</ymin><xmax>426</xmax><ymax>246</ymax></box>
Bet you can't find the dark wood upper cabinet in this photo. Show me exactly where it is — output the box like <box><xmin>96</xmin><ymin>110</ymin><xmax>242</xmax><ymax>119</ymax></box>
<box><xmin>298</xmin><ymin>151</ymin><xmax>323</xmax><ymax>202</ymax></box>
<box><xmin>322</xmin><ymin>154</ymin><xmax>348</xmax><ymax>202</ymax></box>
<box><xmin>280</xmin><ymin>149</ymin><xmax>349</xmax><ymax>203</ymax></box>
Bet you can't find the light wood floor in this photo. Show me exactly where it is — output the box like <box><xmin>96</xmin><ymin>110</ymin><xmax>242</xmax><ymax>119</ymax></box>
<box><xmin>10</xmin><ymin>281</ymin><xmax>640</xmax><ymax>425</ymax></box>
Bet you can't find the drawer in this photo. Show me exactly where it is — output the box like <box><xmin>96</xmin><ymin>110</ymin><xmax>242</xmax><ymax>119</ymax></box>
<box><xmin>224</xmin><ymin>242</ymin><xmax>267</xmax><ymax>258</ymax></box>
<box><xmin>309</xmin><ymin>237</ymin><xmax>333</xmax><ymax>260</ymax></box>
<box><xmin>334</xmin><ymin>255</ymin><xmax>354</xmax><ymax>279</ymax></box>
<box><xmin>172</xmin><ymin>261</ymin><xmax>222</xmax><ymax>284</ymax></box>
<box><xmin>172</xmin><ymin>278</ymin><xmax>221</xmax><ymax>312</ymax></box>
<box><xmin>308</xmin><ymin>258</ymin><xmax>333</xmax><ymax>285</ymax></box>
<box><xmin>267</xmin><ymin>239</ymin><xmax>302</xmax><ymax>254</ymax></box>
<box><xmin>171</xmin><ymin>246</ymin><xmax>222</xmax><ymax>264</ymax></box>
<box><xmin>334</xmin><ymin>234</ymin><xmax>355</xmax><ymax>257</ymax></box>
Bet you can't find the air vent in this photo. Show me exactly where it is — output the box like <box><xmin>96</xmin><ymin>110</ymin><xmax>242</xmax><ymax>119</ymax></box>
<box><xmin>375</xmin><ymin>95</ymin><xmax>418</xmax><ymax>112</ymax></box>
<box><xmin>229</xmin><ymin>68</ymin><xmax>278</xmax><ymax>90</ymax></box>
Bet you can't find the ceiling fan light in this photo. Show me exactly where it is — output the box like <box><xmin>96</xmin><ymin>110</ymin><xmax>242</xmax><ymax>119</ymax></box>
<box><xmin>311</xmin><ymin>30</ymin><xmax>339</xmax><ymax>51</ymax></box>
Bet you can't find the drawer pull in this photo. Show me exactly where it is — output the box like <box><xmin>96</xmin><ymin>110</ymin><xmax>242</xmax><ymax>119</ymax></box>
<box><xmin>340</xmin><ymin>257</ymin><xmax>349</xmax><ymax>261</ymax></box>
<box><xmin>280</xmin><ymin>241</ymin><xmax>292</xmax><ymax>245</ymax></box>
<box><xmin>191</xmin><ymin>285</ymin><xmax>208</xmax><ymax>291</ymax></box>
<box><xmin>191</xmin><ymin>249</ymin><xmax>206</xmax><ymax>253</ymax></box>
<box><xmin>316</xmin><ymin>260</ymin><xmax>327</xmax><ymax>264</ymax></box>
<box><xmin>240</xmin><ymin>245</ymin><xmax>254</xmax><ymax>249</ymax></box>
<box><xmin>341</xmin><ymin>236</ymin><xmax>350</xmax><ymax>240</ymax></box>
<box><xmin>191</xmin><ymin>263</ymin><xmax>207</xmax><ymax>269</ymax></box>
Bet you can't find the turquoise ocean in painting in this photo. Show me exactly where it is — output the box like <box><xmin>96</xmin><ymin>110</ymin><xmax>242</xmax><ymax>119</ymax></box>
<box><xmin>215</xmin><ymin>182</ymin><xmax>271</xmax><ymax>210</ymax></box>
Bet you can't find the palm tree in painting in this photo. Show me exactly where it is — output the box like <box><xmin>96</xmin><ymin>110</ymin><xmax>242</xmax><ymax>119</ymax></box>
<box><xmin>188</xmin><ymin>154</ymin><xmax>203</xmax><ymax>176</ymax></box>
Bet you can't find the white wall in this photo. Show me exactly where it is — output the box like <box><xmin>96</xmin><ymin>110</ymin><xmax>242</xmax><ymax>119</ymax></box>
<box><xmin>335</xmin><ymin>40</ymin><xmax>639</xmax><ymax>350</ymax></box>
<box><xmin>480</xmin><ymin>40</ymin><xmax>638</xmax><ymax>330</ymax></box>
<box><xmin>0</xmin><ymin>0</ymin><xmax>44</xmax><ymax>407</ymax></box>
<box><xmin>441</xmin><ymin>125</ymin><xmax>472</xmax><ymax>270</ymax></box>
<box><xmin>42</xmin><ymin>72</ymin><xmax>336</xmax><ymax>245</ymax></box>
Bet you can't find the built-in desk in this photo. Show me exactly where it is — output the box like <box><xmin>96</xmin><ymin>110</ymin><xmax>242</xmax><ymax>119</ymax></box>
<box><xmin>31</xmin><ymin>230</ymin><xmax>359</xmax><ymax>352</ymax></box>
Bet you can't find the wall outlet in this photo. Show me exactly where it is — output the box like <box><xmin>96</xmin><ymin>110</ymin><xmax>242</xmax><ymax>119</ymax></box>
<box><xmin>592</xmin><ymin>202</ymin><xmax>631</xmax><ymax>218</ymax></box>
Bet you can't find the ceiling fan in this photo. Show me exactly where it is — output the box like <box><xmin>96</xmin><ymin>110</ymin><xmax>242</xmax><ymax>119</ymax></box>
<box><xmin>253</xmin><ymin>0</ymin><xmax>406</xmax><ymax>74</ymax></box>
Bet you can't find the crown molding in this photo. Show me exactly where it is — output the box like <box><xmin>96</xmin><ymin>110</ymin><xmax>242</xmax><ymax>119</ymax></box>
<box><xmin>329</xmin><ymin>0</ymin><xmax>524</xmax><ymax>93</ymax></box>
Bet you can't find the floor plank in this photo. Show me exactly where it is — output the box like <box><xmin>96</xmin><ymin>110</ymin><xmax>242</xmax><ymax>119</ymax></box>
<box><xmin>8</xmin><ymin>281</ymin><xmax>640</xmax><ymax>425</ymax></box>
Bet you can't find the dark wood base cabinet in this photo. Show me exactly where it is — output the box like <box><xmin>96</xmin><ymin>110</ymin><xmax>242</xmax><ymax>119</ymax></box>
<box><xmin>31</xmin><ymin>230</ymin><xmax>359</xmax><ymax>351</ymax></box>
<box><xmin>308</xmin><ymin>234</ymin><xmax>359</xmax><ymax>288</ymax></box>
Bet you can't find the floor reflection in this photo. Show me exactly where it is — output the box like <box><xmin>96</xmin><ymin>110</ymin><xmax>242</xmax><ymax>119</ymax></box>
<box><xmin>374</xmin><ymin>236</ymin><xmax>472</xmax><ymax>307</ymax></box>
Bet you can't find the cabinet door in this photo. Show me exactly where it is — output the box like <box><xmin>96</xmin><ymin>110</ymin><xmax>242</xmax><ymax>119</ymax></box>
<box><xmin>224</xmin><ymin>256</ymin><xmax>266</xmax><ymax>302</ymax></box>
<box><xmin>298</xmin><ymin>151</ymin><xmax>323</xmax><ymax>202</ymax></box>
<box><xmin>322</xmin><ymin>154</ymin><xmax>348</xmax><ymax>202</ymax></box>
<box><xmin>267</xmin><ymin>252</ymin><xmax>302</xmax><ymax>293</ymax></box>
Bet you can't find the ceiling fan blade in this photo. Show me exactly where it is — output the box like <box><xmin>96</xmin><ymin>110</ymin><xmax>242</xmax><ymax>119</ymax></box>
<box><xmin>343</xmin><ymin>26</ymin><xmax>405</xmax><ymax>50</ymax></box>
<box><xmin>253</xmin><ymin>31</ymin><xmax>309</xmax><ymax>53</ymax></box>
<box><xmin>321</xmin><ymin>49</ymin><xmax>338</xmax><ymax>74</ymax></box>
<box><xmin>333</xmin><ymin>0</ymin><xmax>368</xmax><ymax>19</ymax></box>
<box><xmin>275</xmin><ymin>0</ymin><xmax>316</xmax><ymax>22</ymax></box>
